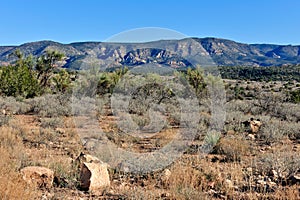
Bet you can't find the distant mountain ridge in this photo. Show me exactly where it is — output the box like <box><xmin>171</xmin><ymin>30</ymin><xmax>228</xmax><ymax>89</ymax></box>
<box><xmin>0</xmin><ymin>38</ymin><xmax>300</xmax><ymax>69</ymax></box>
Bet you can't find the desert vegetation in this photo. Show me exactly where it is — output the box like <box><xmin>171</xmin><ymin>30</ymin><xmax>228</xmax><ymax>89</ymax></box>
<box><xmin>0</xmin><ymin>50</ymin><xmax>299</xmax><ymax>199</ymax></box>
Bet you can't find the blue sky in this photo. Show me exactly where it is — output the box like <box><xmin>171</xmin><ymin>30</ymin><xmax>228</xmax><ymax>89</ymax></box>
<box><xmin>1</xmin><ymin>0</ymin><xmax>299</xmax><ymax>45</ymax></box>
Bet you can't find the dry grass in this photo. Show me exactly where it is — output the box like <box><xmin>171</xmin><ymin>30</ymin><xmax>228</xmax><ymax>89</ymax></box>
<box><xmin>0</xmin><ymin>126</ymin><xmax>39</xmax><ymax>199</ymax></box>
<box><xmin>215</xmin><ymin>135</ymin><xmax>250</xmax><ymax>162</ymax></box>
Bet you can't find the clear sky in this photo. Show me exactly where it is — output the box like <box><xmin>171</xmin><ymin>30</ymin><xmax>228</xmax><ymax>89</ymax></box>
<box><xmin>1</xmin><ymin>0</ymin><xmax>299</xmax><ymax>45</ymax></box>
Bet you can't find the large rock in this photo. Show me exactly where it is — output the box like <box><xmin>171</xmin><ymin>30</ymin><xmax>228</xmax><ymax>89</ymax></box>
<box><xmin>77</xmin><ymin>153</ymin><xmax>110</xmax><ymax>193</ymax></box>
<box><xmin>80</xmin><ymin>162</ymin><xmax>110</xmax><ymax>193</ymax></box>
<box><xmin>20</xmin><ymin>166</ymin><xmax>54</xmax><ymax>188</ymax></box>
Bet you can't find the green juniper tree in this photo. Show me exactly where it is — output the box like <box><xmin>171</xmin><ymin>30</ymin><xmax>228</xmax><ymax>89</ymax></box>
<box><xmin>36</xmin><ymin>50</ymin><xmax>65</xmax><ymax>88</ymax></box>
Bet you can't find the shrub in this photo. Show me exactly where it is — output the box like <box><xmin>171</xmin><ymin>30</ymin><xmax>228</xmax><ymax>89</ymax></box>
<box><xmin>0</xmin><ymin>96</ymin><xmax>31</xmax><ymax>115</ymax></box>
<box><xmin>254</xmin><ymin>148</ymin><xmax>300</xmax><ymax>182</ymax></box>
<box><xmin>71</xmin><ymin>96</ymin><xmax>97</xmax><ymax>116</ymax></box>
<box><xmin>37</xmin><ymin>128</ymin><xmax>59</xmax><ymax>144</ymax></box>
<box><xmin>259</xmin><ymin>119</ymin><xmax>287</xmax><ymax>144</ymax></box>
<box><xmin>0</xmin><ymin>115</ymin><xmax>10</xmax><ymax>126</ymax></box>
<box><xmin>28</xmin><ymin>94</ymin><xmax>71</xmax><ymax>117</ymax></box>
<box><xmin>215</xmin><ymin>135</ymin><xmax>249</xmax><ymax>162</ymax></box>
<box><xmin>0</xmin><ymin>64</ymin><xmax>40</xmax><ymax>98</ymax></box>
<box><xmin>40</xmin><ymin>117</ymin><xmax>64</xmax><ymax>129</ymax></box>
<box><xmin>201</xmin><ymin>131</ymin><xmax>221</xmax><ymax>153</ymax></box>
<box><xmin>168</xmin><ymin>163</ymin><xmax>208</xmax><ymax>199</ymax></box>
<box><xmin>288</xmin><ymin>89</ymin><xmax>300</xmax><ymax>103</ymax></box>
<box><xmin>275</xmin><ymin>103</ymin><xmax>300</xmax><ymax>122</ymax></box>
<box><xmin>49</xmin><ymin>159</ymin><xmax>80</xmax><ymax>189</ymax></box>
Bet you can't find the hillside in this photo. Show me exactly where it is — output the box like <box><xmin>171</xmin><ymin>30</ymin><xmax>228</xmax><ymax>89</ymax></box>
<box><xmin>0</xmin><ymin>38</ymin><xmax>300</xmax><ymax>69</ymax></box>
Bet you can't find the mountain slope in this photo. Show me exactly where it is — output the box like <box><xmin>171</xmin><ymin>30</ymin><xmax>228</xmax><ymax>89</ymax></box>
<box><xmin>0</xmin><ymin>38</ymin><xmax>299</xmax><ymax>68</ymax></box>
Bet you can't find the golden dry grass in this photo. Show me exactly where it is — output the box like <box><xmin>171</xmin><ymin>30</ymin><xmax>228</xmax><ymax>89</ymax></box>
<box><xmin>0</xmin><ymin>126</ymin><xmax>39</xmax><ymax>200</ymax></box>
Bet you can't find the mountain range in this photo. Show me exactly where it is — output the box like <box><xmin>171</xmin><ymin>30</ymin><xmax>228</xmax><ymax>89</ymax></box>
<box><xmin>0</xmin><ymin>38</ymin><xmax>300</xmax><ymax>69</ymax></box>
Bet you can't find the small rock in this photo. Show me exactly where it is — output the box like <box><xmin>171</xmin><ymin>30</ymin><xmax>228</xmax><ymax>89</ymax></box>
<box><xmin>247</xmin><ymin>134</ymin><xmax>256</xmax><ymax>140</ymax></box>
<box><xmin>21</xmin><ymin>166</ymin><xmax>54</xmax><ymax>189</ymax></box>
<box><xmin>289</xmin><ymin>173</ymin><xmax>300</xmax><ymax>185</ymax></box>
<box><xmin>161</xmin><ymin>169</ymin><xmax>171</xmax><ymax>186</ymax></box>
<box><xmin>225</xmin><ymin>179</ymin><xmax>234</xmax><ymax>188</ymax></box>
<box><xmin>267</xmin><ymin>181</ymin><xmax>277</xmax><ymax>187</ymax></box>
<box><xmin>227</xmin><ymin>130</ymin><xmax>235</xmax><ymax>135</ymax></box>
<box><xmin>257</xmin><ymin>180</ymin><xmax>266</xmax><ymax>185</ymax></box>
<box><xmin>161</xmin><ymin>192</ymin><xmax>171</xmax><ymax>198</ymax></box>
<box><xmin>270</xmin><ymin>169</ymin><xmax>278</xmax><ymax>178</ymax></box>
<box><xmin>246</xmin><ymin>167</ymin><xmax>253</xmax><ymax>173</ymax></box>
<box><xmin>250</xmin><ymin>119</ymin><xmax>262</xmax><ymax>133</ymax></box>
<box><xmin>55</xmin><ymin>128</ymin><xmax>65</xmax><ymax>134</ymax></box>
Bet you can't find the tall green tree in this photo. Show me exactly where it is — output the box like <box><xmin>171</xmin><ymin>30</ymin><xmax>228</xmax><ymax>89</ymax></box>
<box><xmin>52</xmin><ymin>69</ymin><xmax>72</xmax><ymax>93</ymax></box>
<box><xmin>186</xmin><ymin>66</ymin><xmax>206</xmax><ymax>97</ymax></box>
<box><xmin>0</xmin><ymin>50</ymin><xmax>40</xmax><ymax>98</ymax></box>
<box><xmin>36</xmin><ymin>50</ymin><xmax>65</xmax><ymax>88</ymax></box>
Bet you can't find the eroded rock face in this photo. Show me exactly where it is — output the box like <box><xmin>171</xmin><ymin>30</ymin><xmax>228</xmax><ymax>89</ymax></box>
<box><xmin>80</xmin><ymin>162</ymin><xmax>110</xmax><ymax>193</ymax></box>
<box><xmin>20</xmin><ymin>166</ymin><xmax>54</xmax><ymax>189</ymax></box>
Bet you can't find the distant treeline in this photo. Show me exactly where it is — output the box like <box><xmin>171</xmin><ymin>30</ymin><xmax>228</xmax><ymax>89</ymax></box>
<box><xmin>219</xmin><ymin>65</ymin><xmax>300</xmax><ymax>82</ymax></box>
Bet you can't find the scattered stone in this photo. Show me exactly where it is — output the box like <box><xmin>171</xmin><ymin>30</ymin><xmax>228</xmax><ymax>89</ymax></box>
<box><xmin>257</xmin><ymin>180</ymin><xmax>266</xmax><ymax>185</ymax></box>
<box><xmin>267</xmin><ymin>181</ymin><xmax>277</xmax><ymax>187</ymax></box>
<box><xmin>225</xmin><ymin>179</ymin><xmax>234</xmax><ymax>188</ymax></box>
<box><xmin>246</xmin><ymin>167</ymin><xmax>253</xmax><ymax>173</ymax></box>
<box><xmin>211</xmin><ymin>155</ymin><xmax>224</xmax><ymax>163</ymax></box>
<box><xmin>227</xmin><ymin>130</ymin><xmax>235</xmax><ymax>135</ymax></box>
<box><xmin>247</xmin><ymin>134</ymin><xmax>256</xmax><ymax>140</ymax></box>
<box><xmin>80</xmin><ymin>162</ymin><xmax>110</xmax><ymax>194</ymax></box>
<box><xmin>55</xmin><ymin>128</ymin><xmax>65</xmax><ymax>135</ymax></box>
<box><xmin>242</xmin><ymin>118</ymin><xmax>262</xmax><ymax>133</ymax></box>
<box><xmin>161</xmin><ymin>169</ymin><xmax>171</xmax><ymax>186</ymax></box>
<box><xmin>207</xmin><ymin>181</ymin><xmax>215</xmax><ymax>188</ymax></box>
<box><xmin>250</xmin><ymin>119</ymin><xmax>262</xmax><ymax>133</ymax></box>
<box><xmin>20</xmin><ymin>166</ymin><xmax>54</xmax><ymax>189</ymax></box>
<box><xmin>289</xmin><ymin>173</ymin><xmax>300</xmax><ymax>185</ymax></box>
<box><xmin>161</xmin><ymin>192</ymin><xmax>171</xmax><ymax>198</ymax></box>
<box><xmin>270</xmin><ymin>169</ymin><xmax>278</xmax><ymax>179</ymax></box>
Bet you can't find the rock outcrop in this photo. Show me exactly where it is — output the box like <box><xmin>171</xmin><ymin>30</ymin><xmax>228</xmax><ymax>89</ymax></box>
<box><xmin>1</xmin><ymin>38</ymin><xmax>300</xmax><ymax>69</ymax></box>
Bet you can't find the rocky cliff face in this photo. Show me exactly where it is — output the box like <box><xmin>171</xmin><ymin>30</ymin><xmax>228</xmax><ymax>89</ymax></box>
<box><xmin>0</xmin><ymin>38</ymin><xmax>299</xmax><ymax>69</ymax></box>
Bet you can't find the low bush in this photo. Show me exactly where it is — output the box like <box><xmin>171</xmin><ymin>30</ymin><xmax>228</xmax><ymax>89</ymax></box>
<box><xmin>215</xmin><ymin>135</ymin><xmax>249</xmax><ymax>162</ymax></box>
<box><xmin>28</xmin><ymin>94</ymin><xmax>71</xmax><ymax>117</ymax></box>
<box><xmin>40</xmin><ymin>117</ymin><xmax>64</xmax><ymax>129</ymax></box>
<box><xmin>254</xmin><ymin>148</ymin><xmax>300</xmax><ymax>182</ymax></box>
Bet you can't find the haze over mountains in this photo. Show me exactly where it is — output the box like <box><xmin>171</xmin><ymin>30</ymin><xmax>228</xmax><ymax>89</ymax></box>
<box><xmin>1</xmin><ymin>38</ymin><xmax>300</xmax><ymax>69</ymax></box>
